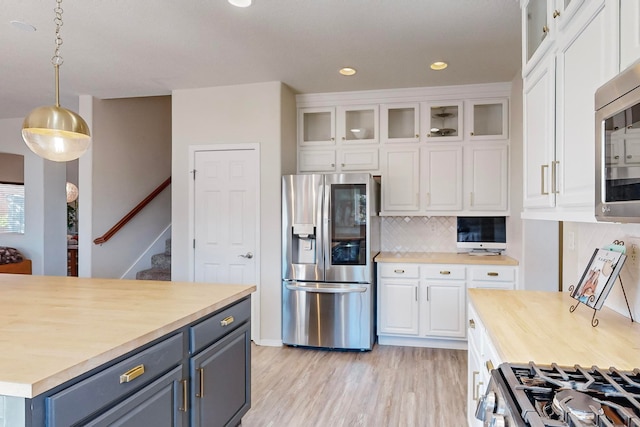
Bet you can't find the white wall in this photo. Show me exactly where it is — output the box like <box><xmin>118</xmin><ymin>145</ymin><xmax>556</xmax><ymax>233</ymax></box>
<box><xmin>172</xmin><ymin>81</ymin><xmax>296</xmax><ymax>345</ymax></box>
<box><xmin>82</xmin><ymin>96</ymin><xmax>172</xmax><ymax>279</ymax></box>
<box><xmin>0</xmin><ymin>118</ymin><xmax>67</xmax><ymax>275</ymax></box>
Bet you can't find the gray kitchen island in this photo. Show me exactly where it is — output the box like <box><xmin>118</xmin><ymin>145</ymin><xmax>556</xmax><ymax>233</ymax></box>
<box><xmin>0</xmin><ymin>274</ymin><xmax>255</xmax><ymax>427</ymax></box>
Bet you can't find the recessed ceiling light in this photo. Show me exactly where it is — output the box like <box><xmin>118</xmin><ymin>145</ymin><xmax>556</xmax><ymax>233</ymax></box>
<box><xmin>10</xmin><ymin>20</ymin><xmax>36</xmax><ymax>32</ymax></box>
<box><xmin>339</xmin><ymin>67</ymin><xmax>357</xmax><ymax>76</ymax></box>
<box><xmin>430</xmin><ymin>61</ymin><xmax>448</xmax><ymax>71</ymax></box>
<box><xmin>228</xmin><ymin>0</ymin><xmax>252</xmax><ymax>7</ymax></box>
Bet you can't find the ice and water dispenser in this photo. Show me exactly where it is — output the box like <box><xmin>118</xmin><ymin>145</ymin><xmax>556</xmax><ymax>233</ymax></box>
<box><xmin>291</xmin><ymin>223</ymin><xmax>317</xmax><ymax>265</ymax></box>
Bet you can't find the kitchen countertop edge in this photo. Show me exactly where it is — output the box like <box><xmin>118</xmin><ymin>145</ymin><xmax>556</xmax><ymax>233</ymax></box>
<box><xmin>375</xmin><ymin>251</ymin><xmax>519</xmax><ymax>266</ymax></box>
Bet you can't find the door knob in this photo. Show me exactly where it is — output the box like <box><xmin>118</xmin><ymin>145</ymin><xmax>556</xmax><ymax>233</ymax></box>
<box><xmin>239</xmin><ymin>252</ymin><xmax>253</xmax><ymax>259</ymax></box>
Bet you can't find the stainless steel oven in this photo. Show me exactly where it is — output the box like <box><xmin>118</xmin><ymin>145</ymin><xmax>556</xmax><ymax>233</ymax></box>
<box><xmin>596</xmin><ymin>60</ymin><xmax>640</xmax><ymax>222</ymax></box>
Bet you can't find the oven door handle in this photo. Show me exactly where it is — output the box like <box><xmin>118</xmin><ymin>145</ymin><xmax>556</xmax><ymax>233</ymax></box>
<box><xmin>285</xmin><ymin>284</ymin><xmax>367</xmax><ymax>294</ymax></box>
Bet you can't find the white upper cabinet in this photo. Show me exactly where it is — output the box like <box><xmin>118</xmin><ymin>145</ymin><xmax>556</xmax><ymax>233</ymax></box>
<box><xmin>337</xmin><ymin>105</ymin><xmax>379</xmax><ymax>145</ymax></box>
<box><xmin>381</xmin><ymin>146</ymin><xmax>420</xmax><ymax>212</ymax></box>
<box><xmin>521</xmin><ymin>0</ymin><xmax>618</xmax><ymax>221</ymax></box>
<box><xmin>380</xmin><ymin>103</ymin><xmax>420</xmax><ymax>144</ymax></box>
<box><xmin>522</xmin><ymin>0</ymin><xmax>586</xmax><ymax>76</ymax></box>
<box><xmin>422</xmin><ymin>101</ymin><xmax>463</xmax><ymax>142</ymax></box>
<box><xmin>523</xmin><ymin>57</ymin><xmax>556</xmax><ymax>209</ymax></box>
<box><xmin>465</xmin><ymin>144</ymin><xmax>509</xmax><ymax>212</ymax></box>
<box><xmin>298</xmin><ymin>107</ymin><xmax>335</xmax><ymax>146</ymax></box>
<box><xmin>620</xmin><ymin>0</ymin><xmax>640</xmax><ymax>71</ymax></box>
<box><xmin>420</xmin><ymin>145</ymin><xmax>463</xmax><ymax>211</ymax></box>
<box><xmin>297</xmin><ymin>84</ymin><xmax>510</xmax><ymax>213</ymax></box>
<box><xmin>467</xmin><ymin>99</ymin><xmax>509</xmax><ymax>141</ymax></box>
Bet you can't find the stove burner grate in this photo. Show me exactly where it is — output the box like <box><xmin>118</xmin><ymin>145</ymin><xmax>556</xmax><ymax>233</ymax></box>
<box><xmin>501</xmin><ymin>362</ymin><xmax>640</xmax><ymax>427</ymax></box>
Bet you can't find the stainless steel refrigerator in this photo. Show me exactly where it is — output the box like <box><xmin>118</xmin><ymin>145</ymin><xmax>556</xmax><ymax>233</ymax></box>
<box><xmin>281</xmin><ymin>173</ymin><xmax>380</xmax><ymax>350</ymax></box>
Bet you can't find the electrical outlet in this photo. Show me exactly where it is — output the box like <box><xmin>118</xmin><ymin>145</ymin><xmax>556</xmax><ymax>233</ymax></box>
<box><xmin>624</xmin><ymin>236</ymin><xmax>640</xmax><ymax>267</ymax></box>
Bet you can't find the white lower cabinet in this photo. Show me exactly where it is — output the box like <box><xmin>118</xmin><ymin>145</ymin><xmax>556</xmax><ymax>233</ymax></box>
<box><xmin>378</xmin><ymin>261</ymin><xmax>516</xmax><ymax>349</ymax></box>
<box><xmin>467</xmin><ymin>302</ymin><xmax>502</xmax><ymax>427</ymax></box>
<box><xmin>421</xmin><ymin>266</ymin><xmax>466</xmax><ymax>338</ymax></box>
<box><xmin>378</xmin><ymin>264</ymin><xmax>419</xmax><ymax>335</ymax></box>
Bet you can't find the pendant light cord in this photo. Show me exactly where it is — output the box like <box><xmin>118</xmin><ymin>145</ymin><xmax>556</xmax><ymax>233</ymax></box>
<box><xmin>52</xmin><ymin>0</ymin><xmax>64</xmax><ymax>107</ymax></box>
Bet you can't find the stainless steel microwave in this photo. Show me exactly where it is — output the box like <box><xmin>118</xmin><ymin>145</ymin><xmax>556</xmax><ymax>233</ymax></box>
<box><xmin>595</xmin><ymin>61</ymin><xmax>640</xmax><ymax>222</ymax></box>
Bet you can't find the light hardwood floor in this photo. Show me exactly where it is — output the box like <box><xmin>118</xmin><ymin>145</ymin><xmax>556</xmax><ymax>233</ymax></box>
<box><xmin>241</xmin><ymin>343</ymin><xmax>468</xmax><ymax>427</ymax></box>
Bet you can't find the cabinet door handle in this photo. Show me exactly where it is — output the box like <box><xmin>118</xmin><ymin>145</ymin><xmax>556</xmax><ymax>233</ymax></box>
<box><xmin>342</xmin><ymin>137</ymin><xmax>346</xmax><ymax>141</ymax></box>
<box><xmin>179</xmin><ymin>379</ymin><xmax>188</xmax><ymax>412</ymax></box>
<box><xmin>487</xmin><ymin>272</ymin><xmax>499</xmax><ymax>277</ymax></box>
<box><xmin>330</xmin><ymin>137</ymin><xmax>335</xmax><ymax>141</ymax></box>
<box><xmin>415</xmin><ymin>134</ymin><xmax>419</xmax><ymax>138</ymax></box>
<box><xmin>541</xmin><ymin>164</ymin><xmax>549</xmax><ymax>195</ymax></box>
<box><xmin>469</xmin><ymin>319</ymin><xmax>476</xmax><ymax>329</ymax></box>
<box><xmin>486</xmin><ymin>360</ymin><xmax>495</xmax><ymax>372</ymax></box>
<box><xmin>614</xmin><ymin>155</ymin><xmax>620</xmax><ymax>159</ymax></box>
<box><xmin>542</xmin><ymin>25</ymin><xmax>549</xmax><ymax>34</ymax></box>
<box><xmin>472</xmin><ymin>371</ymin><xmax>480</xmax><ymax>401</ymax></box>
<box><xmin>196</xmin><ymin>368</ymin><xmax>205</xmax><ymax>398</ymax></box>
<box><xmin>119</xmin><ymin>364</ymin><xmax>145</xmax><ymax>384</ymax></box>
<box><xmin>415</xmin><ymin>287</ymin><xmax>418</xmax><ymax>301</ymax></box>
<box><xmin>439</xmin><ymin>270</ymin><xmax>451</xmax><ymax>275</ymax></box>
<box><xmin>394</xmin><ymin>269</ymin><xmax>405</xmax><ymax>274</ymax></box>
<box><xmin>221</xmin><ymin>316</ymin><xmax>235</xmax><ymax>327</ymax></box>
<box><xmin>552</xmin><ymin>160</ymin><xmax>559</xmax><ymax>194</ymax></box>
<box><xmin>553</xmin><ymin>9</ymin><xmax>560</xmax><ymax>18</ymax></box>
<box><xmin>426</xmin><ymin>286</ymin><xmax>429</xmax><ymax>301</ymax></box>
<box><xmin>628</xmin><ymin>155</ymin><xmax>633</xmax><ymax>159</ymax></box>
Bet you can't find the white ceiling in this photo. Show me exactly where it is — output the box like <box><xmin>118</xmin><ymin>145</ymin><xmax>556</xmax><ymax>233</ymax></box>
<box><xmin>1</xmin><ymin>0</ymin><xmax>521</xmax><ymax>120</ymax></box>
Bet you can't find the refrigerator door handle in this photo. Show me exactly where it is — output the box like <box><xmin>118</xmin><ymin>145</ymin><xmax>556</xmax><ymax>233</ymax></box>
<box><xmin>285</xmin><ymin>284</ymin><xmax>367</xmax><ymax>294</ymax></box>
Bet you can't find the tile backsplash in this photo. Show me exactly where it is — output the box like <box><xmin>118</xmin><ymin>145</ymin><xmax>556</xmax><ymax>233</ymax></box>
<box><xmin>381</xmin><ymin>216</ymin><xmax>457</xmax><ymax>253</ymax></box>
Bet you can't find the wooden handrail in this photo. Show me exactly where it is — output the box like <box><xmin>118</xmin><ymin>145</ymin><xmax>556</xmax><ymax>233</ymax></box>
<box><xmin>94</xmin><ymin>177</ymin><xmax>171</xmax><ymax>245</ymax></box>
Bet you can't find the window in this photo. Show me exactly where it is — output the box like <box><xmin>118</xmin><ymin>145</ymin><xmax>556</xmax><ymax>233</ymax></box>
<box><xmin>0</xmin><ymin>183</ymin><xmax>25</xmax><ymax>233</ymax></box>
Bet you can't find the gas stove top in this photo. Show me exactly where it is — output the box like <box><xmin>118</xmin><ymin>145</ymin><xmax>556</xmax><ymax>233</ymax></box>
<box><xmin>477</xmin><ymin>362</ymin><xmax>640</xmax><ymax>427</ymax></box>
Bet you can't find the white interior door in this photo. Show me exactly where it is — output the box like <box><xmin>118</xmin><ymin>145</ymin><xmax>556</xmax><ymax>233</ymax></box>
<box><xmin>193</xmin><ymin>147</ymin><xmax>258</xmax><ymax>287</ymax></box>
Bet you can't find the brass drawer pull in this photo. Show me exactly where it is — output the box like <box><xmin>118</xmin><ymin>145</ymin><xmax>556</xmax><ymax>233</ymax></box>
<box><xmin>220</xmin><ymin>316</ymin><xmax>235</xmax><ymax>327</ymax></box>
<box><xmin>394</xmin><ymin>269</ymin><xmax>405</xmax><ymax>274</ymax></box>
<box><xmin>487</xmin><ymin>272</ymin><xmax>499</xmax><ymax>277</ymax></box>
<box><xmin>179</xmin><ymin>379</ymin><xmax>188</xmax><ymax>412</ymax></box>
<box><xmin>196</xmin><ymin>368</ymin><xmax>205</xmax><ymax>398</ymax></box>
<box><xmin>486</xmin><ymin>360</ymin><xmax>494</xmax><ymax>372</ymax></box>
<box><xmin>469</xmin><ymin>319</ymin><xmax>476</xmax><ymax>329</ymax></box>
<box><xmin>119</xmin><ymin>364</ymin><xmax>145</xmax><ymax>384</ymax></box>
<box><xmin>439</xmin><ymin>270</ymin><xmax>451</xmax><ymax>275</ymax></box>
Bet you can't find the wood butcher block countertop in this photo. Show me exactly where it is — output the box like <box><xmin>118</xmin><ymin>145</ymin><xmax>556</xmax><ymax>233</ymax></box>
<box><xmin>375</xmin><ymin>251</ymin><xmax>519</xmax><ymax>265</ymax></box>
<box><xmin>0</xmin><ymin>274</ymin><xmax>255</xmax><ymax>398</ymax></box>
<box><xmin>468</xmin><ymin>289</ymin><xmax>640</xmax><ymax>369</ymax></box>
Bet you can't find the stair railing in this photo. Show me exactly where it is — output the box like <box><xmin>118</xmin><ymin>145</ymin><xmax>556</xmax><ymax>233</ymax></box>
<box><xmin>93</xmin><ymin>177</ymin><xmax>171</xmax><ymax>245</ymax></box>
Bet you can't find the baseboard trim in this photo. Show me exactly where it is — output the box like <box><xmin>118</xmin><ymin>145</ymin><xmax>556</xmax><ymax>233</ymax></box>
<box><xmin>378</xmin><ymin>335</ymin><xmax>467</xmax><ymax>350</ymax></box>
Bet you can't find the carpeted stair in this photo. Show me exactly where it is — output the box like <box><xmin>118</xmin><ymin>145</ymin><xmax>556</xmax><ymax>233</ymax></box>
<box><xmin>136</xmin><ymin>239</ymin><xmax>171</xmax><ymax>281</ymax></box>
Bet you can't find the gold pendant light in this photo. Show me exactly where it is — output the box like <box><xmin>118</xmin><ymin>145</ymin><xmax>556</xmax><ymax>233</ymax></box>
<box><xmin>22</xmin><ymin>0</ymin><xmax>91</xmax><ymax>162</ymax></box>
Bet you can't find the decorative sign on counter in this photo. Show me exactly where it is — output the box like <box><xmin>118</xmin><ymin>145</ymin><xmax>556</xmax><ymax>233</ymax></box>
<box><xmin>569</xmin><ymin>241</ymin><xmax>630</xmax><ymax>327</ymax></box>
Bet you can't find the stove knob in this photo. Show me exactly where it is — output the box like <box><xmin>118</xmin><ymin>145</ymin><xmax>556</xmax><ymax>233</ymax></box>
<box><xmin>488</xmin><ymin>414</ymin><xmax>506</xmax><ymax>427</ymax></box>
<box><xmin>475</xmin><ymin>391</ymin><xmax>496</xmax><ymax>422</ymax></box>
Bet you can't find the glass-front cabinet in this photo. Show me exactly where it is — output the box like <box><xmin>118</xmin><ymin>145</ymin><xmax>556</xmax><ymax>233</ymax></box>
<box><xmin>422</xmin><ymin>101</ymin><xmax>463</xmax><ymax>142</ymax></box>
<box><xmin>524</xmin><ymin>0</ymin><xmax>550</xmax><ymax>64</ymax></box>
<box><xmin>298</xmin><ymin>107</ymin><xmax>336</xmax><ymax>146</ymax></box>
<box><xmin>337</xmin><ymin>105</ymin><xmax>379</xmax><ymax>144</ymax></box>
<box><xmin>380</xmin><ymin>103</ymin><xmax>420</xmax><ymax>143</ymax></box>
<box><xmin>467</xmin><ymin>99</ymin><xmax>508</xmax><ymax>140</ymax></box>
